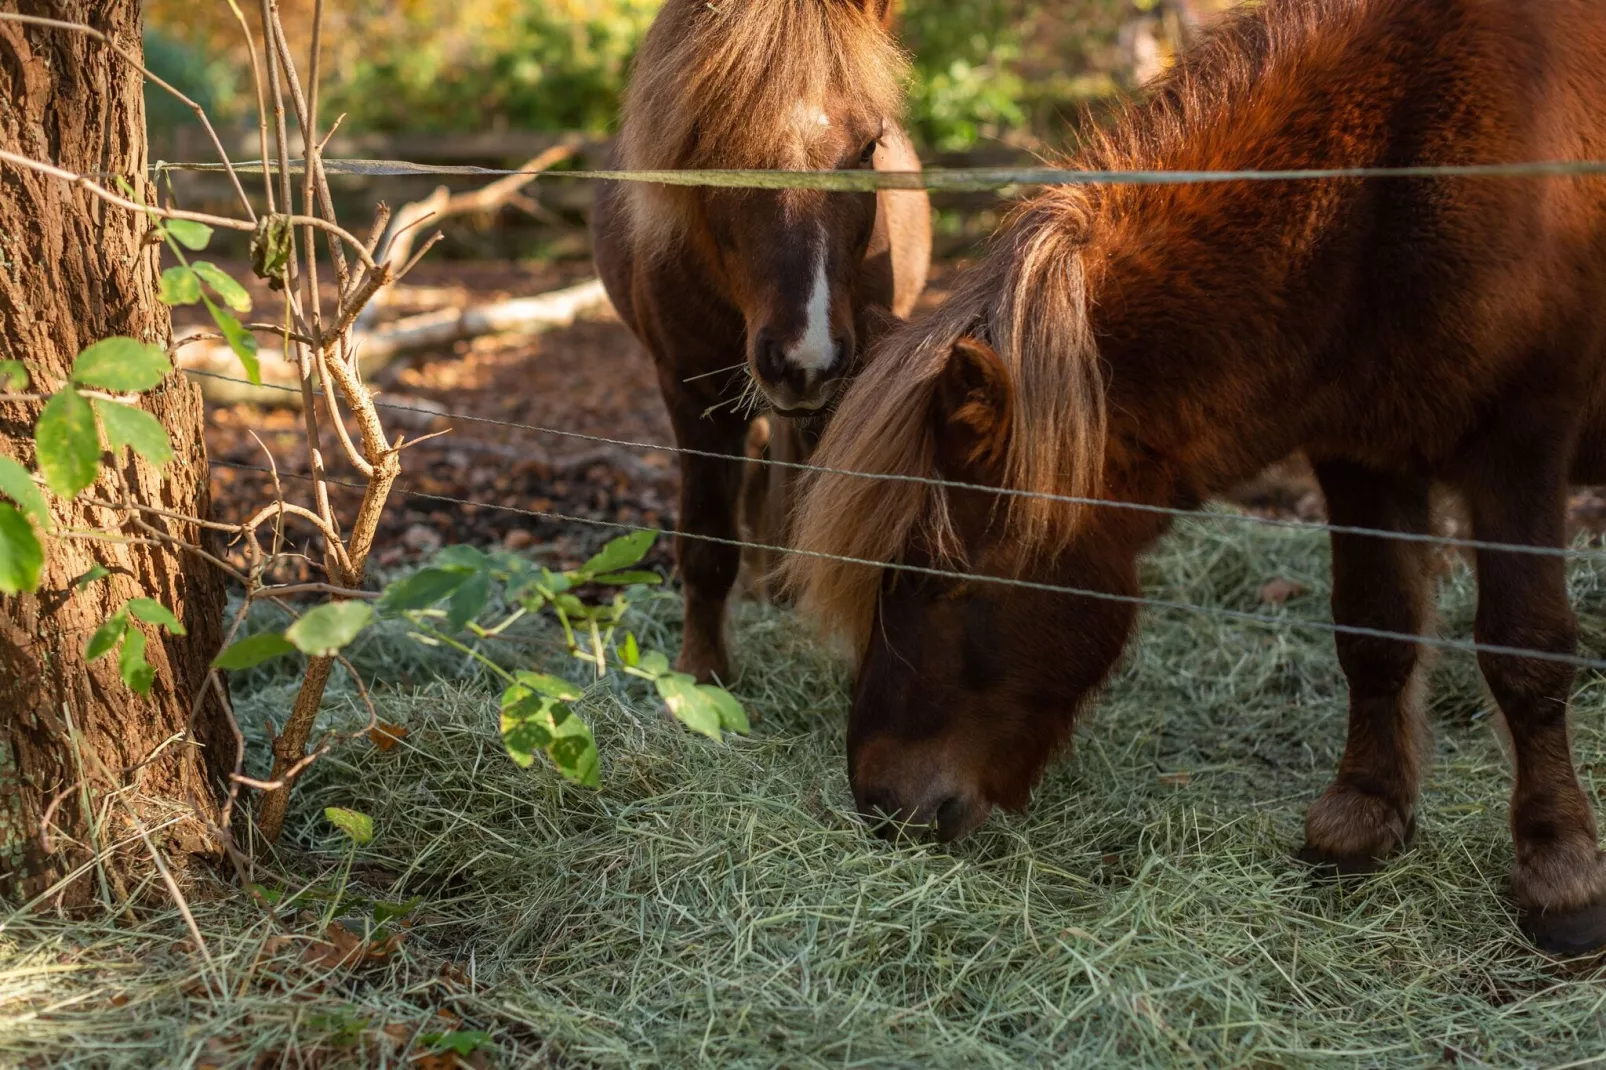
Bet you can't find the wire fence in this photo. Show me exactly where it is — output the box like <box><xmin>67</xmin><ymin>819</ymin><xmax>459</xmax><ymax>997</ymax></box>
<box><xmin>208</xmin><ymin>456</ymin><xmax>1606</xmax><ymax>674</ymax></box>
<box><xmin>185</xmin><ymin>368</ymin><xmax>1605</xmax><ymax>563</ymax></box>
<box><xmin>158</xmin><ymin>156</ymin><xmax>1606</xmax><ymax>191</ymax></box>
<box><xmin>162</xmin><ymin>152</ymin><xmax>1606</xmax><ymax>677</ymax></box>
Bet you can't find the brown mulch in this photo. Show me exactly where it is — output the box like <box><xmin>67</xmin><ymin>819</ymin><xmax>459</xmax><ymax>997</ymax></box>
<box><xmin>190</xmin><ymin>258</ymin><xmax>677</xmax><ymax>574</ymax></box>
<box><xmin>189</xmin><ymin>257</ymin><xmax>1606</xmax><ymax>581</ymax></box>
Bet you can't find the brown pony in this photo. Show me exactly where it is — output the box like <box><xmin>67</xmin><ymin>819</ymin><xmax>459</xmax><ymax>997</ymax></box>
<box><xmin>786</xmin><ymin>0</ymin><xmax>1606</xmax><ymax>954</ymax></box>
<box><xmin>593</xmin><ymin>0</ymin><xmax>931</xmax><ymax>683</ymax></box>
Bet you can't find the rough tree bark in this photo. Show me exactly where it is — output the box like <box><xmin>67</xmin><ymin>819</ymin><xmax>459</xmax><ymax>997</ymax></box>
<box><xmin>0</xmin><ymin>2</ymin><xmax>229</xmax><ymax>905</ymax></box>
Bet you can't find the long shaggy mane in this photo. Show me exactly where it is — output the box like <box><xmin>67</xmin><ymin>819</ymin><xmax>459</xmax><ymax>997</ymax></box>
<box><xmin>783</xmin><ymin>0</ymin><xmax>1378</xmax><ymax>651</ymax></box>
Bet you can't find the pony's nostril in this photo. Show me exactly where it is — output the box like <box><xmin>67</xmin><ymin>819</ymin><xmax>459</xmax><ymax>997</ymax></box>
<box><xmin>934</xmin><ymin>796</ymin><xmax>969</xmax><ymax>841</ymax></box>
<box><xmin>858</xmin><ymin>787</ymin><xmax>899</xmax><ymax>822</ymax></box>
<box><xmin>752</xmin><ymin>328</ymin><xmax>787</xmax><ymax>385</ymax></box>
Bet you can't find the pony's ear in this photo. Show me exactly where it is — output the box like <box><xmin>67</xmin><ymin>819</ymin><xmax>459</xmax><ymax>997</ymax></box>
<box><xmin>931</xmin><ymin>336</ymin><xmax>1013</xmax><ymax>483</ymax></box>
<box><xmin>857</xmin><ymin>0</ymin><xmax>899</xmax><ymax>31</ymax></box>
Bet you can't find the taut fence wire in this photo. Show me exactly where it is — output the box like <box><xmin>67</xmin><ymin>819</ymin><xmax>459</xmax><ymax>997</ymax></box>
<box><xmin>185</xmin><ymin>368</ymin><xmax>1605</xmax><ymax>563</ymax></box>
<box><xmin>209</xmin><ymin>457</ymin><xmax>1606</xmax><ymax>675</ymax></box>
<box><xmin>154</xmin><ymin>156</ymin><xmax>1606</xmax><ymax>190</ymax></box>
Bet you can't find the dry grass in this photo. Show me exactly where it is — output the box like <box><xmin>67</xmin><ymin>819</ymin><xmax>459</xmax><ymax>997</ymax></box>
<box><xmin>5</xmin><ymin>514</ymin><xmax>1606</xmax><ymax>1067</ymax></box>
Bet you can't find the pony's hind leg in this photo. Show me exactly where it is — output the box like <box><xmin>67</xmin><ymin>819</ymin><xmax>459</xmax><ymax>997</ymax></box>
<box><xmin>1300</xmin><ymin>462</ymin><xmax>1434</xmax><ymax>873</ymax></box>
<box><xmin>1464</xmin><ymin>452</ymin><xmax>1606</xmax><ymax>954</ymax></box>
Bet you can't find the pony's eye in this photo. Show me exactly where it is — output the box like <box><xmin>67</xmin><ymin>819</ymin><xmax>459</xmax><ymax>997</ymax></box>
<box><xmin>859</xmin><ymin>139</ymin><xmax>878</xmax><ymax>165</ymax></box>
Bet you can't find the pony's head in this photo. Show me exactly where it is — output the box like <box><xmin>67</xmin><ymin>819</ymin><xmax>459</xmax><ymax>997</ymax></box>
<box><xmin>784</xmin><ymin>191</ymin><xmax>1141</xmax><ymax>840</ymax></box>
<box><xmin>618</xmin><ymin>0</ymin><xmax>909</xmax><ymax>413</ymax></box>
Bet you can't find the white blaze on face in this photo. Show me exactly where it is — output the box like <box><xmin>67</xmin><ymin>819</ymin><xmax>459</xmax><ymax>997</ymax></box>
<box><xmin>777</xmin><ymin>100</ymin><xmax>839</xmax><ymax>387</ymax></box>
<box><xmin>786</xmin><ymin>230</ymin><xmax>837</xmax><ymax>376</ymax></box>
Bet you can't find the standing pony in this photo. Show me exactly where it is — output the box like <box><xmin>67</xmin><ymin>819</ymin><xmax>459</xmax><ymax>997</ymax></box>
<box><xmin>786</xmin><ymin>0</ymin><xmax>1606</xmax><ymax>953</ymax></box>
<box><xmin>593</xmin><ymin>0</ymin><xmax>931</xmax><ymax>683</ymax></box>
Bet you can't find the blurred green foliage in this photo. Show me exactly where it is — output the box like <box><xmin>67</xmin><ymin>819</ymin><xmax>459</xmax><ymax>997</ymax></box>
<box><xmin>900</xmin><ymin>0</ymin><xmax>1029</xmax><ymax>151</ymax></box>
<box><xmin>322</xmin><ymin>0</ymin><xmax>659</xmax><ymax>135</ymax></box>
<box><xmin>143</xmin><ymin>0</ymin><xmax>1158</xmax><ymax>152</ymax></box>
<box><xmin>141</xmin><ymin>28</ymin><xmax>239</xmax><ymax>135</ymax></box>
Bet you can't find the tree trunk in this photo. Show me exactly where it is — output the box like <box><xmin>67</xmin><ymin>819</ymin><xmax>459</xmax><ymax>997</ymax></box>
<box><xmin>0</xmin><ymin>2</ymin><xmax>229</xmax><ymax>906</ymax></box>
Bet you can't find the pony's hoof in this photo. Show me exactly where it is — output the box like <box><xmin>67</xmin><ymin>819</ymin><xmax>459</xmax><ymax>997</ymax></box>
<box><xmin>1520</xmin><ymin>900</ymin><xmax>1606</xmax><ymax>957</ymax></box>
<box><xmin>1300</xmin><ymin>783</ymin><xmax>1414</xmax><ymax>875</ymax></box>
<box><xmin>675</xmin><ymin>647</ymin><xmax>731</xmax><ymax>686</ymax></box>
<box><xmin>1297</xmin><ymin>842</ymin><xmax>1387</xmax><ymax>877</ymax></box>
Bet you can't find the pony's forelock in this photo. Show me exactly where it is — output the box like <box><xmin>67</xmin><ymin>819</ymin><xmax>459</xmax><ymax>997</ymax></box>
<box><xmin>783</xmin><ymin>191</ymin><xmax>1104</xmax><ymax>651</ymax></box>
<box><xmin>618</xmin><ymin>0</ymin><xmax>910</xmax><ymax>252</ymax></box>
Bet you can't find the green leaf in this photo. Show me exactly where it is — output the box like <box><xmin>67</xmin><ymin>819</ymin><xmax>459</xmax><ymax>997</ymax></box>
<box><xmin>165</xmin><ymin>218</ymin><xmax>213</xmax><ymax>251</ymax></box>
<box><xmin>637</xmin><ymin>651</ymin><xmax>670</xmax><ymax>678</ymax></box>
<box><xmin>71</xmin><ymin>337</ymin><xmax>171</xmax><ymax>392</ymax></box>
<box><xmin>445</xmin><ymin>570</ymin><xmax>491</xmax><ymax>631</ymax></box>
<box><xmin>702</xmin><ymin>684</ymin><xmax>750</xmax><ymax>734</ymax></box>
<box><xmin>0</xmin><ymin>360</ymin><xmax>29</xmax><ymax>391</ymax></box>
<box><xmin>499</xmin><ymin>690</ymin><xmax>555</xmax><ymax>767</ymax></box>
<box><xmin>85</xmin><ymin>611</ymin><xmax>129</xmax><ymax>662</ymax></box>
<box><xmin>127</xmin><ymin>598</ymin><xmax>186</xmax><ymax>635</ymax></box>
<box><xmin>248</xmin><ymin>882</ymin><xmax>285</xmax><ymax>906</ymax></box>
<box><xmin>285</xmin><ymin>602</ymin><xmax>374</xmax><ymax>657</ymax></box>
<box><xmin>35</xmin><ymin>387</ymin><xmax>101</xmax><ymax>499</ymax></box>
<box><xmin>422</xmin><ymin>1031</ymin><xmax>493</xmax><ymax>1057</ymax></box>
<box><xmin>620</xmin><ymin>631</ymin><xmax>640</xmax><ymax>667</ymax></box>
<box><xmin>499</xmin><ymin>686</ymin><xmax>598</xmax><ymax>786</ymax></box>
<box><xmin>546</xmin><ymin>709</ymin><xmax>599</xmax><ymax>787</ymax></box>
<box><xmin>119</xmin><ymin>627</ymin><xmax>155</xmax><ymax>696</ymax></box>
<box><xmin>372</xmin><ymin>897</ymin><xmax>421</xmax><ymax>925</ymax></box>
<box><xmin>203</xmin><ymin>296</ymin><xmax>261</xmax><ymax>385</ymax></box>
<box><xmin>94</xmin><ymin>400</ymin><xmax>173</xmax><ymax>467</ymax></box>
<box><xmin>512</xmin><ymin>671</ymin><xmax>583</xmax><ymax>702</ymax></box>
<box><xmin>159</xmin><ymin>266</ymin><xmax>202</xmax><ymax>306</ymax></box>
<box><xmin>74</xmin><ymin>564</ymin><xmax>110</xmax><ymax>591</ymax></box>
<box><xmin>324</xmin><ymin>806</ymin><xmax>374</xmax><ymax>845</ymax></box>
<box><xmin>212</xmin><ymin>631</ymin><xmax>296</xmax><ymax>670</ymax></box>
<box><xmin>435</xmin><ymin>545</ymin><xmax>493</xmax><ymax>571</ymax></box>
<box><xmin>192</xmin><ymin>261</ymin><xmax>252</xmax><ymax>313</ymax></box>
<box><xmin>0</xmin><ymin>504</ymin><xmax>43</xmax><ymax>595</ymax></box>
<box><xmin>592</xmin><ymin>570</ymin><xmax>662</xmax><ymax>587</ymax></box>
<box><xmin>379</xmin><ymin>568</ymin><xmax>469</xmax><ymax>614</ymax></box>
<box><xmin>250</xmin><ymin>214</ymin><xmax>293</xmax><ymax>279</ymax></box>
<box><xmin>553</xmin><ymin>593</ymin><xmax>590</xmax><ymax>619</ymax></box>
<box><xmin>0</xmin><ymin>456</ymin><xmax>50</xmax><ymax>530</ymax></box>
<box><xmin>656</xmin><ymin>673</ymin><xmax>727</xmax><ymax>741</ymax></box>
<box><xmin>577</xmin><ymin>530</ymin><xmax>657</xmax><ymax>578</ymax></box>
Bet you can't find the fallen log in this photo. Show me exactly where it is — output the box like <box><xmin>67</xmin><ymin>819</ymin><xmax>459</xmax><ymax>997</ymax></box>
<box><xmin>179</xmin><ymin>276</ymin><xmax>613</xmax><ymax>406</ymax></box>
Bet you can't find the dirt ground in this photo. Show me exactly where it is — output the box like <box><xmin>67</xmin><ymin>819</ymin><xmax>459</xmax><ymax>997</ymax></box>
<box><xmin>183</xmin><ymin>257</ymin><xmax>1606</xmax><ymax>579</ymax></box>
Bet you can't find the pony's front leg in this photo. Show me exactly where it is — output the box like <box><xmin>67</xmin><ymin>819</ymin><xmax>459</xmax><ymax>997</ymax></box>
<box><xmin>1301</xmin><ymin>462</ymin><xmax>1434</xmax><ymax>872</ymax></box>
<box><xmin>1464</xmin><ymin>453</ymin><xmax>1606</xmax><ymax>954</ymax></box>
<box><xmin>666</xmin><ymin>402</ymin><xmax>751</xmax><ymax>684</ymax></box>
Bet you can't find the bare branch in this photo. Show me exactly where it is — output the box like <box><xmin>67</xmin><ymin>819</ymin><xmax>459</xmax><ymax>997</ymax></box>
<box><xmin>223</xmin><ymin>0</ymin><xmax>275</xmax><ymax>212</ymax></box>
<box><xmin>313</xmin><ymin>346</ymin><xmax>376</xmax><ymax>476</ymax></box>
<box><xmin>0</xmin><ymin>149</ymin><xmax>377</xmax><ymax>270</ymax></box>
<box><xmin>251</xmin><ymin>583</ymin><xmax>380</xmax><ymax>601</ymax></box>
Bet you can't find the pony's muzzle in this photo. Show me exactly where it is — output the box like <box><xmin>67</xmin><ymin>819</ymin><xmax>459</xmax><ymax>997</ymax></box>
<box><xmin>750</xmin><ymin>326</ymin><xmax>852</xmax><ymax>415</ymax></box>
<box><xmin>854</xmin><ymin>782</ymin><xmax>990</xmax><ymax>843</ymax></box>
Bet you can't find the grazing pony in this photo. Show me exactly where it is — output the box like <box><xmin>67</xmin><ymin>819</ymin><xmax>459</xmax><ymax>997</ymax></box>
<box><xmin>593</xmin><ymin>0</ymin><xmax>931</xmax><ymax>683</ymax></box>
<box><xmin>785</xmin><ymin>0</ymin><xmax>1606</xmax><ymax>953</ymax></box>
